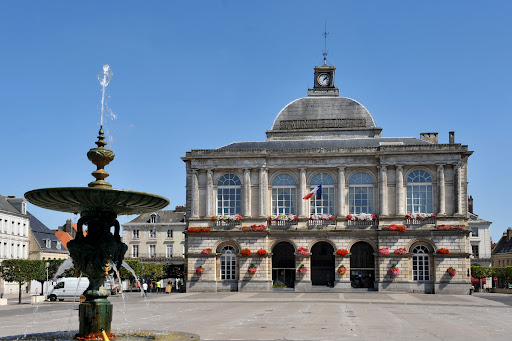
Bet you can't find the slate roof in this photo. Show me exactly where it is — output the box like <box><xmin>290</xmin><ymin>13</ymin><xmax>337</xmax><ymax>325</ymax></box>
<box><xmin>219</xmin><ymin>137</ymin><xmax>432</xmax><ymax>150</ymax></box>
<box><xmin>492</xmin><ymin>229</ymin><xmax>512</xmax><ymax>254</ymax></box>
<box><xmin>29</xmin><ymin>212</ymin><xmax>69</xmax><ymax>254</ymax></box>
<box><xmin>0</xmin><ymin>195</ymin><xmax>22</xmax><ymax>215</ymax></box>
<box><xmin>468</xmin><ymin>213</ymin><xmax>492</xmax><ymax>224</ymax></box>
<box><xmin>125</xmin><ymin>210</ymin><xmax>186</xmax><ymax>224</ymax></box>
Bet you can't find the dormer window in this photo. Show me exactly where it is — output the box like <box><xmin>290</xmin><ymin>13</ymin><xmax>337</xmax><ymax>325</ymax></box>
<box><xmin>56</xmin><ymin>241</ymin><xmax>62</xmax><ymax>250</ymax></box>
<box><xmin>45</xmin><ymin>239</ymin><xmax>51</xmax><ymax>248</ymax></box>
<box><xmin>150</xmin><ymin>214</ymin><xmax>158</xmax><ymax>224</ymax></box>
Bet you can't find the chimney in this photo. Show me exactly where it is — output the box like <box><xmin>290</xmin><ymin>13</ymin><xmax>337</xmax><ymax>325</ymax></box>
<box><xmin>507</xmin><ymin>227</ymin><xmax>512</xmax><ymax>241</ymax></box>
<box><xmin>468</xmin><ymin>195</ymin><xmax>473</xmax><ymax>213</ymax></box>
<box><xmin>420</xmin><ymin>132</ymin><xmax>438</xmax><ymax>144</ymax></box>
<box><xmin>449</xmin><ymin>131</ymin><xmax>455</xmax><ymax>144</ymax></box>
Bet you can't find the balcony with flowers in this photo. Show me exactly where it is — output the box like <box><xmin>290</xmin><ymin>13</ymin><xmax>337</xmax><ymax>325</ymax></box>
<box><xmin>268</xmin><ymin>214</ymin><xmax>298</xmax><ymax>229</ymax></box>
<box><xmin>405</xmin><ymin>213</ymin><xmax>436</xmax><ymax>226</ymax></box>
<box><xmin>346</xmin><ymin>213</ymin><xmax>378</xmax><ymax>227</ymax></box>
<box><xmin>307</xmin><ymin>214</ymin><xmax>336</xmax><ymax>228</ymax></box>
<box><xmin>210</xmin><ymin>214</ymin><xmax>242</xmax><ymax>229</ymax></box>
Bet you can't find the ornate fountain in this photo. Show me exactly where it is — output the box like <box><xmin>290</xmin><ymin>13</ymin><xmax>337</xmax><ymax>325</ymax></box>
<box><xmin>15</xmin><ymin>66</ymin><xmax>199</xmax><ymax>341</ymax></box>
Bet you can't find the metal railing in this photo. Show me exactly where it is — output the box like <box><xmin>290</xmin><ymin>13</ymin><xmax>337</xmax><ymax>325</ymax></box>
<box><xmin>307</xmin><ymin>219</ymin><xmax>337</xmax><ymax>228</ymax></box>
<box><xmin>347</xmin><ymin>219</ymin><xmax>378</xmax><ymax>227</ymax></box>
<box><xmin>406</xmin><ymin>218</ymin><xmax>436</xmax><ymax>225</ymax></box>
<box><xmin>213</xmin><ymin>220</ymin><xmax>241</xmax><ymax>227</ymax></box>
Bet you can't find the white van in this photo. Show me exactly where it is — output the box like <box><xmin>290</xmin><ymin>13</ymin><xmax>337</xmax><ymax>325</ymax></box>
<box><xmin>48</xmin><ymin>278</ymin><xmax>89</xmax><ymax>301</ymax></box>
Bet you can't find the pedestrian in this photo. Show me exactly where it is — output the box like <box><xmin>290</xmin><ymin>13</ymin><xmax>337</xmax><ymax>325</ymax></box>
<box><xmin>176</xmin><ymin>278</ymin><xmax>180</xmax><ymax>292</ymax></box>
<box><xmin>156</xmin><ymin>280</ymin><xmax>161</xmax><ymax>294</ymax></box>
<box><xmin>142</xmin><ymin>282</ymin><xmax>148</xmax><ymax>297</ymax></box>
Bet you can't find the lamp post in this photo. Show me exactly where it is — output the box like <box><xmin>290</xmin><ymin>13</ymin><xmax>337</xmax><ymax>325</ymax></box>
<box><xmin>45</xmin><ymin>261</ymin><xmax>49</xmax><ymax>300</ymax></box>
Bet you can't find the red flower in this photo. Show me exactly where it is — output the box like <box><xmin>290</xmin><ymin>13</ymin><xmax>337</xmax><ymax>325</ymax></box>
<box><xmin>240</xmin><ymin>248</ymin><xmax>252</xmax><ymax>256</ymax></box>
<box><xmin>336</xmin><ymin>248</ymin><xmax>349</xmax><ymax>256</ymax></box>
<box><xmin>437</xmin><ymin>248</ymin><xmax>450</xmax><ymax>254</ymax></box>
<box><xmin>256</xmin><ymin>249</ymin><xmax>268</xmax><ymax>257</ymax></box>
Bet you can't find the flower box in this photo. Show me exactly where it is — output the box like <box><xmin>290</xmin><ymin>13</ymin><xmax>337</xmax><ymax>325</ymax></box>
<box><xmin>447</xmin><ymin>267</ymin><xmax>457</xmax><ymax>276</ymax></box>
<box><xmin>382</xmin><ymin>225</ymin><xmax>407</xmax><ymax>232</ymax></box>
<box><xmin>188</xmin><ymin>227</ymin><xmax>211</xmax><ymax>233</ymax></box>
<box><xmin>201</xmin><ymin>248</ymin><xmax>212</xmax><ymax>255</ymax></box>
<box><xmin>394</xmin><ymin>248</ymin><xmax>408</xmax><ymax>255</ymax></box>
<box><xmin>437</xmin><ymin>248</ymin><xmax>450</xmax><ymax>254</ymax></box>
<box><xmin>242</xmin><ymin>224</ymin><xmax>267</xmax><ymax>232</ymax></box>
<box><xmin>297</xmin><ymin>264</ymin><xmax>308</xmax><ymax>274</ymax></box>
<box><xmin>389</xmin><ymin>265</ymin><xmax>400</xmax><ymax>277</ymax></box>
<box><xmin>195</xmin><ymin>266</ymin><xmax>205</xmax><ymax>275</ymax></box>
<box><xmin>337</xmin><ymin>265</ymin><xmax>347</xmax><ymax>274</ymax></box>
<box><xmin>379</xmin><ymin>247</ymin><xmax>390</xmax><ymax>255</ymax></box>
<box><xmin>248</xmin><ymin>264</ymin><xmax>257</xmax><ymax>274</ymax></box>
<box><xmin>310</xmin><ymin>214</ymin><xmax>335</xmax><ymax>221</ymax></box>
<box><xmin>297</xmin><ymin>247</ymin><xmax>309</xmax><ymax>256</ymax></box>
<box><xmin>256</xmin><ymin>249</ymin><xmax>268</xmax><ymax>257</ymax></box>
<box><xmin>346</xmin><ymin>213</ymin><xmax>377</xmax><ymax>221</ymax></box>
<box><xmin>240</xmin><ymin>248</ymin><xmax>252</xmax><ymax>256</ymax></box>
<box><xmin>211</xmin><ymin>214</ymin><xmax>242</xmax><ymax>222</ymax></box>
<box><xmin>437</xmin><ymin>225</ymin><xmax>465</xmax><ymax>231</ymax></box>
<box><xmin>336</xmin><ymin>248</ymin><xmax>349</xmax><ymax>256</ymax></box>
<box><xmin>405</xmin><ymin>213</ymin><xmax>436</xmax><ymax>220</ymax></box>
<box><xmin>269</xmin><ymin>214</ymin><xmax>298</xmax><ymax>221</ymax></box>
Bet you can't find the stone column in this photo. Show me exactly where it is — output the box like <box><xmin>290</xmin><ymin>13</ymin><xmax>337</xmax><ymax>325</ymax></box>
<box><xmin>455</xmin><ymin>163</ymin><xmax>462</xmax><ymax>215</ymax></box>
<box><xmin>379</xmin><ymin>166</ymin><xmax>388</xmax><ymax>216</ymax></box>
<box><xmin>337</xmin><ymin>167</ymin><xmax>345</xmax><ymax>217</ymax></box>
<box><xmin>437</xmin><ymin>165</ymin><xmax>446</xmax><ymax>215</ymax></box>
<box><xmin>191</xmin><ymin>169</ymin><xmax>199</xmax><ymax>218</ymax></box>
<box><xmin>395</xmin><ymin>165</ymin><xmax>404</xmax><ymax>216</ymax></box>
<box><xmin>259</xmin><ymin>168</ymin><xmax>268</xmax><ymax>217</ymax></box>
<box><xmin>244</xmin><ymin>169</ymin><xmax>251</xmax><ymax>217</ymax></box>
<box><xmin>299</xmin><ymin>168</ymin><xmax>307</xmax><ymax>217</ymax></box>
<box><xmin>205</xmin><ymin>170</ymin><xmax>214</xmax><ymax>217</ymax></box>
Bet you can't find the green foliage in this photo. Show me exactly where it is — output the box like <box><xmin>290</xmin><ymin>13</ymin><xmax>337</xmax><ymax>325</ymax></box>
<box><xmin>118</xmin><ymin>260</ymin><xmax>141</xmax><ymax>279</ymax></box>
<box><xmin>140</xmin><ymin>263</ymin><xmax>164</xmax><ymax>280</ymax></box>
<box><xmin>471</xmin><ymin>266</ymin><xmax>493</xmax><ymax>279</ymax></box>
<box><xmin>0</xmin><ymin>259</ymin><xmax>38</xmax><ymax>284</ymax></box>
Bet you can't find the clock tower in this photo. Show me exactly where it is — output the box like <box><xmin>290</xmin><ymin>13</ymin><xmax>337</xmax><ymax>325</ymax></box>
<box><xmin>308</xmin><ymin>63</ymin><xmax>339</xmax><ymax>97</ymax></box>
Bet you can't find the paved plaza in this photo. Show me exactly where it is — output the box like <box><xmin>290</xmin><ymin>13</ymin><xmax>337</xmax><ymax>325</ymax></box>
<box><xmin>1</xmin><ymin>291</ymin><xmax>511</xmax><ymax>340</ymax></box>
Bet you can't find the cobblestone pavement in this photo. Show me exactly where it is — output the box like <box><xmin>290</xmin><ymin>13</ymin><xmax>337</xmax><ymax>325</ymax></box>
<box><xmin>1</xmin><ymin>292</ymin><xmax>511</xmax><ymax>340</ymax></box>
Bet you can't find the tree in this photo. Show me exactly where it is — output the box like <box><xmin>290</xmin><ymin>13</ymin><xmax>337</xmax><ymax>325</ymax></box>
<box><xmin>0</xmin><ymin>259</ymin><xmax>39</xmax><ymax>304</ymax></box>
<box><xmin>471</xmin><ymin>266</ymin><xmax>493</xmax><ymax>279</ymax></box>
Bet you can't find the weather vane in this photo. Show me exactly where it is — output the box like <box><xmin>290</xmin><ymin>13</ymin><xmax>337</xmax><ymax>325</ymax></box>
<box><xmin>322</xmin><ymin>21</ymin><xmax>329</xmax><ymax>64</ymax></box>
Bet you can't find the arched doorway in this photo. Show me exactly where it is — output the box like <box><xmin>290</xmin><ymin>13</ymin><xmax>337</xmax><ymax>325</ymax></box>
<box><xmin>272</xmin><ymin>242</ymin><xmax>296</xmax><ymax>288</ymax></box>
<box><xmin>350</xmin><ymin>242</ymin><xmax>375</xmax><ymax>289</ymax></box>
<box><xmin>311</xmin><ymin>242</ymin><xmax>335</xmax><ymax>286</ymax></box>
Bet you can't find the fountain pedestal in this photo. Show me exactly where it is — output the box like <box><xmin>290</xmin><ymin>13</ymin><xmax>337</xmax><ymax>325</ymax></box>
<box><xmin>79</xmin><ymin>299</ymin><xmax>113</xmax><ymax>339</ymax></box>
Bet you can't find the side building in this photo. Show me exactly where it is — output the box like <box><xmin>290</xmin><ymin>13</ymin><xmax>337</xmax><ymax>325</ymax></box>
<box><xmin>122</xmin><ymin>208</ymin><xmax>186</xmax><ymax>267</ymax></box>
<box><xmin>182</xmin><ymin>61</ymin><xmax>473</xmax><ymax>294</ymax></box>
<box><xmin>0</xmin><ymin>194</ymin><xmax>30</xmax><ymax>295</ymax></box>
<box><xmin>28</xmin><ymin>212</ymin><xmax>69</xmax><ymax>261</ymax></box>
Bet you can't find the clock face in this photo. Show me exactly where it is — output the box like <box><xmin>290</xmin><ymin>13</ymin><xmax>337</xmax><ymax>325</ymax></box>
<box><xmin>317</xmin><ymin>73</ymin><xmax>330</xmax><ymax>86</ymax></box>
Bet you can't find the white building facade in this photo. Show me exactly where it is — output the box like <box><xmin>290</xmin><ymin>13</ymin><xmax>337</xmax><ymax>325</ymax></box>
<box><xmin>183</xmin><ymin>63</ymin><xmax>473</xmax><ymax>294</ymax></box>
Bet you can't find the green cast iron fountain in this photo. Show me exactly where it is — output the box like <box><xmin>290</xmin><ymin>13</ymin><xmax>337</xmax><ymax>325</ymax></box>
<box><xmin>13</xmin><ymin>65</ymin><xmax>199</xmax><ymax>341</ymax></box>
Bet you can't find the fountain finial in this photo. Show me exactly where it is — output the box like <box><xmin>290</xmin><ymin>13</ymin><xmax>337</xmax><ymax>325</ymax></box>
<box><xmin>87</xmin><ymin>126</ymin><xmax>115</xmax><ymax>188</ymax></box>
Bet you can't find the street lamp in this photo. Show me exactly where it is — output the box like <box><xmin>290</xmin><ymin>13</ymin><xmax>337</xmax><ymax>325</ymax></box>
<box><xmin>45</xmin><ymin>262</ymin><xmax>49</xmax><ymax>300</ymax></box>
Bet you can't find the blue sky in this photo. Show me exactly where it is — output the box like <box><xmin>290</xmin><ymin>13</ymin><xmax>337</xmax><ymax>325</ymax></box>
<box><xmin>1</xmin><ymin>1</ymin><xmax>510</xmax><ymax>242</ymax></box>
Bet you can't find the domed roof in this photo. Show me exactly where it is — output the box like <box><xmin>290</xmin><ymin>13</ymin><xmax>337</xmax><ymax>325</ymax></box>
<box><xmin>267</xmin><ymin>96</ymin><xmax>381</xmax><ymax>140</ymax></box>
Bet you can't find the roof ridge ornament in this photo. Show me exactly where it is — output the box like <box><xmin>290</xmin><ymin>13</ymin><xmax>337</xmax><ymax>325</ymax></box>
<box><xmin>322</xmin><ymin>21</ymin><xmax>329</xmax><ymax>65</ymax></box>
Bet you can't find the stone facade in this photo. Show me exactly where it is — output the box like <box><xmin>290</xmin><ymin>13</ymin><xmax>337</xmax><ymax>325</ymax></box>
<box><xmin>182</xmin><ymin>63</ymin><xmax>473</xmax><ymax>294</ymax></box>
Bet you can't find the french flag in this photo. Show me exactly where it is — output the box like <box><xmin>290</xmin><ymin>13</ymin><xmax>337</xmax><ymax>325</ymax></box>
<box><xmin>303</xmin><ymin>185</ymin><xmax>322</xmax><ymax>200</ymax></box>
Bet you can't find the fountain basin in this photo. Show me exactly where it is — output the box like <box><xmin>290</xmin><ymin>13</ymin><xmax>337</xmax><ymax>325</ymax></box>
<box><xmin>25</xmin><ymin>187</ymin><xmax>170</xmax><ymax>215</ymax></box>
<box><xmin>0</xmin><ymin>331</ymin><xmax>200</xmax><ymax>340</ymax></box>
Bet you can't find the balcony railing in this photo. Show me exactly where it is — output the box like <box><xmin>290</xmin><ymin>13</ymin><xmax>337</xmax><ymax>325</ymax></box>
<box><xmin>406</xmin><ymin>218</ymin><xmax>436</xmax><ymax>225</ymax></box>
<box><xmin>268</xmin><ymin>220</ymin><xmax>298</xmax><ymax>228</ymax></box>
<box><xmin>307</xmin><ymin>219</ymin><xmax>337</xmax><ymax>228</ymax></box>
<box><xmin>125</xmin><ymin>253</ymin><xmax>174</xmax><ymax>260</ymax></box>
<box><xmin>347</xmin><ymin>219</ymin><xmax>378</xmax><ymax>227</ymax></box>
<box><xmin>213</xmin><ymin>220</ymin><xmax>241</xmax><ymax>227</ymax></box>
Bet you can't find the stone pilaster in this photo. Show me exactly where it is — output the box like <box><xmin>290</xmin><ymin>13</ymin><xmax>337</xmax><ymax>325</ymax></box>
<box><xmin>437</xmin><ymin>165</ymin><xmax>446</xmax><ymax>215</ymax></box>
<box><xmin>379</xmin><ymin>166</ymin><xmax>388</xmax><ymax>216</ymax></box>
<box><xmin>191</xmin><ymin>169</ymin><xmax>199</xmax><ymax>218</ymax></box>
<box><xmin>205</xmin><ymin>170</ymin><xmax>213</xmax><ymax>217</ymax></box>
<box><xmin>395</xmin><ymin>165</ymin><xmax>404</xmax><ymax>216</ymax></box>
<box><xmin>299</xmin><ymin>168</ymin><xmax>307</xmax><ymax>217</ymax></box>
<box><xmin>259</xmin><ymin>168</ymin><xmax>268</xmax><ymax>217</ymax></box>
<box><xmin>244</xmin><ymin>169</ymin><xmax>251</xmax><ymax>217</ymax></box>
<box><xmin>337</xmin><ymin>167</ymin><xmax>345</xmax><ymax>217</ymax></box>
<box><xmin>455</xmin><ymin>163</ymin><xmax>462</xmax><ymax>215</ymax></box>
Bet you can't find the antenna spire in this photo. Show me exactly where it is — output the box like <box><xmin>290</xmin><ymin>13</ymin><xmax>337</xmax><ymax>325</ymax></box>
<box><xmin>322</xmin><ymin>21</ymin><xmax>329</xmax><ymax>64</ymax></box>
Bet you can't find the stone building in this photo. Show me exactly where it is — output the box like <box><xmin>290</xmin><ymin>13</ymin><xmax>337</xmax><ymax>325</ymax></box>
<box><xmin>0</xmin><ymin>194</ymin><xmax>30</xmax><ymax>295</ymax></box>
<box><xmin>122</xmin><ymin>208</ymin><xmax>186</xmax><ymax>267</ymax></box>
<box><xmin>182</xmin><ymin>62</ymin><xmax>473</xmax><ymax>294</ymax></box>
<box><xmin>492</xmin><ymin>228</ymin><xmax>512</xmax><ymax>268</ymax></box>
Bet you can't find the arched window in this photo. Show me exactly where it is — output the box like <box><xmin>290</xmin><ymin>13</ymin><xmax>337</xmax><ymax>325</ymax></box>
<box><xmin>309</xmin><ymin>173</ymin><xmax>335</xmax><ymax>216</ymax></box>
<box><xmin>220</xmin><ymin>245</ymin><xmax>236</xmax><ymax>280</ymax></box>
<box><xmin>217</xmin><ymin>174</ymin><xmax>241</xmax><ymax>215</ymax></box>
<box><xmin>271</xmin><ymin>174</ymin><xmax>297</xmax><ymax>215</ymax></box>
<box><xmin>348</xmin><ymin>172</ymin><xmax>374</xmax><ymax>214</ymax></box>
<box><xmin>412</xmin><ymin>245</ymin><xmax>430</xmax><ymax>281</ymax></box>
<box><xmin>407</xmin><ymin>170</ymin><xmax>433</xmax><ymax>213</ymax></box>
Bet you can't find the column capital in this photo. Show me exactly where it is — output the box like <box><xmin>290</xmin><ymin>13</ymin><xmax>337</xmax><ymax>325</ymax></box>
<box><xmin>437</xmin><ymin>164</ymin><xmax>445</xmax><ymax>171</ymax></box>
<box><xmin>191</xmin><ymin>169</ymin><xmax>199</xmax><ymax>174</ymax></box>
<box><xmin>396</xmin><ymin>165</ymin><xmax>404</xmax><ymax>171</ymax></box>
<box><xmin>337</xmin><ymin>166</ymin><xmax>346</xmax><ymax>171</ymax></box>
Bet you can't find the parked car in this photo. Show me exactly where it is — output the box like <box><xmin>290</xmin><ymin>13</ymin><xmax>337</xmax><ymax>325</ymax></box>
<box><xmin>48</xmin><ymin>278</ymin><xmax>89</xmax><ymax>302</ymax></box>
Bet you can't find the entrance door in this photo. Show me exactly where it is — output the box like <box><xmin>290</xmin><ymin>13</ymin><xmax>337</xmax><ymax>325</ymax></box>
<box><xmin>350</xmin><ymin>242</ymin><xmax>375</xmax><ymax>289</ymax></box>
<box><xmin>311</xmin><ymin>242</ymin><xmax>335</xmax><ymax>286</ymax></box>
<box><xmin>272</xmin><ymin>242</ymin><xmax>296</xmax><ymax>288</ymax></box>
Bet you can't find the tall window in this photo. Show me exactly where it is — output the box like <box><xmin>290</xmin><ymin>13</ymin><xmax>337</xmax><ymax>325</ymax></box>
<box><xmin>309</xmin><ymin>173</ymin><xmax>335</xmax><ymax>216</ymax></box>
<box><xmin>220</xmin><ymin>245</ymin><xmax>236</xmax><ymax>280</ymax></box>
<box><xmin>167</xmin><ymin>229</ymin><xmax>173</xmax><ymax>239</ymax></box>
<box><xmin>348</xmin><ymin>172</ymin><xmax>374</xmax><ymax>214</ymax></box>
<box><xmin>166</xmin><ymin>244</ymin><xmax>173</xmax><ymax>258</ymax></box>
<box><xmin>150</xmin><ymin>214</ymin><xmax>157</xmax><ymax>223</ymax></box>
<box><xmin>272</xmin><ymin>174</ymin><xmax>297</xmax><ymax>215</ymax></box>
<box><xmin>132</xmin><ymin>229</ymin><xmax>139</xmax><ymax>239</ymax></box>
<box><xmin>132</xmin><ymin>245</ymin><xmax>139</xmax><ymax>258</ymax></box>
<box><xmin>149</xmin><ymin>245</ymin><xmax>156</xmax><ymax>258</ymax></box>
<box><xmin>217</xmin><ymin>174</ymin><xmax>241</xmax><ymax>215</ymax></box>
<box><xmin>472</xmin><ymin>244</ymin><xmax>480</xmax><ymax>258</ymax></box>
<box><xmin>471</xmin><ymin>227</ymin><xmax>479</xmax><ymax>237</ymax></box>
<box><xmin>407</xmin><ymin>170</ymin><xmax>433</xmax><ymax>213</ymax></box>
<box><xmin>149</xmin><ymin>229</ymin><xmax>156</xmax><ymax>239</ymax></box>
<box><xmin>412</xmin><ymin>245</ymin><xmax>430</xmax><ymax>281</ymax></box>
